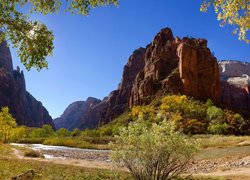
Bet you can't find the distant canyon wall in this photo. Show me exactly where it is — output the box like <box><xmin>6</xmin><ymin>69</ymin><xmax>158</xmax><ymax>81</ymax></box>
<box><xmin>220</xmin><ymin>60</ymin><xmax>250</xmax><ymax>117</ymax></box>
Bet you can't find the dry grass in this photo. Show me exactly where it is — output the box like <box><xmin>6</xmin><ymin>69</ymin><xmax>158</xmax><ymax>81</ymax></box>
<box><xmin>0</xmin><ymin>143</ymin><xmax>131</xmax><ymax>179</ymax></box>
<box><xmin>193</xmin><ymin>135</ymin><xmax>250</xmax><ymax>148</ymax></box>
<box><xmin>0</xmin><ymin>142</ymin><xmax>14</xmax><ymax>158</ymax></box>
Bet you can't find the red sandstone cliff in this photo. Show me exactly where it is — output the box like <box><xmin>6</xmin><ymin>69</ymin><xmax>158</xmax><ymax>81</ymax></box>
<box><xmin>129</xmin><ymin>28</ymin><xmax>220</xmax><ymax>108</ymax></box>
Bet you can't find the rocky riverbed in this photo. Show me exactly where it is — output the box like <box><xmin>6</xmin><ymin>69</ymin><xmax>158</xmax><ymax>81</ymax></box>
<box><xmin>11</xmin><ymin>143</ymin><xmax>250</xmax><ymax>176</ymax></box>
<box><xmin>188</xmin><ymin>155</ymin><xmax>250</xmax><ymax>173</ymax></box>
<box><xmin>39</xmin><ymin>149</ymin><xmax>110</xmax><ymax>162</ymax></box>
<box><xmin>11</xmin><ymin>143</ymin><xmax>111</xmax><ymax>162</ymax></box>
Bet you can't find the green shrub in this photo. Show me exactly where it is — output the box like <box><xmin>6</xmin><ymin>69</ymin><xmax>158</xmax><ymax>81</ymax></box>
<box><xmin>16</xmin><ymin>138</ymin><xmax>45</xmax><ymax>144</ymax></box>
<box><xmin>43</xmin><ymin>137</ymin><xmax>94</xmax><ymax>149</ymax></box>
<box><xmin>207</xmin><ymin>122</ymin><xmax>229</xmax><ymax>134</ymax></box>
<box><xmin>112</xmin><ymin>119</ymin><xmax>199</xmax><ymax>180</ymax></box>
<box><xmin>56</xmin><ymin>128</ymin><xmax>70</xmax><ymax>137</ymax></box>
<box><xmin>207</xmin><ymin>106</ymin><xmax>223</xmax><ymax>120</ymax></box>
<box><xmin>71</xmin><ymin>128</ymin><xmax>81</xmax><ymax>137</ymax></box>
<box><xmin>29</xmin><ymin>125</ymin><xmax>54</xmax><ymax>138</ymax></box>
<box><xmin>24</xmin><ymin>149</ymin><xmax>42</xmax><ymax>158</ymax></box>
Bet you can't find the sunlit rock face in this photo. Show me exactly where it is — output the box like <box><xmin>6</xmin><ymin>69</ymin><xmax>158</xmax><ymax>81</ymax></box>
<box><xmin>0</xmin><ymin>41</ymin><xmax>54</xmax><ymax>127</ymax></box>
<box><xmin>219</xmin><ymin>60</ymin><xmax>250</xmax><ymax>117</ymax></box>
<box><xmin>129</xmin><ymin>28</ymin><xmax>221</xmax><ymax>107</ymax></box>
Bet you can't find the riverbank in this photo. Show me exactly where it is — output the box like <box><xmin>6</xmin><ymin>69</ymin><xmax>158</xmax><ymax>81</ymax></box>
<box><xmin>2</xmin><ymin>135</ymin><xmax>250</xmax><ymax>179</ymax></box>
<box><xmin>0</xmin><ymin>143</ymin><xmax>130</xmax><ymax>179</ymax></box>
<box><xmin>11</xmin><ymin>143</ymin><xmax>111</xmax><ymax>162</ymax></box>
<box><xmin>10</xmin><ymin>142</ymin><xmax>250</xmax><ymax>179</ymax></box>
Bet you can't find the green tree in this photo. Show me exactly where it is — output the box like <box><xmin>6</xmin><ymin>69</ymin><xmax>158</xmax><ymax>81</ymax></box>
<box><xmin>0</xmin><ymin>0</ymin><xmax>118</xmax><ymax>70</ymax></box>
<box><xmin>30</xmin><ymin>124</ymin><xmax>54</xmax><ymax>138</ymax></box>
<box><xmin>71</xmin><ymin>128</ymin><xmax>81</xmax><ymax>137</ymax></box>
<box><xmin>201</xmin><ymin>0</ymin><xmax>249</xmax><ymax>43</ymax></box>
<box><xmin>41</xmin><ymin>124</ymin><xmax>54</xmax><ymax>136</ymax></box>
<box><xmin>10</xmin><ymin>126</ymin><xmax>28</xmax><ymax>142</ymax></box>
<box><xmin>206</xmin><ymin>106</ymin><xmax>229</xmax><ymax>134</ymax></box>
<box><xmin>56</xmin><ymin>128</ymin><xmax>70</xmax><ymax>137</ymax></box>
<box><xmin>111</xmin><ymin>119</ymin><xmax>199</xmax><ymax>180</ymax></box>
<box><xmin>0</xmin><ymin>107</ymin><xmax>17</xmax><ymax>143</ymax></box>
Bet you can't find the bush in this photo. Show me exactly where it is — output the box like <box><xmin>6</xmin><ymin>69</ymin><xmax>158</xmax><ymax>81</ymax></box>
<box><xmin>111</xmin><ymin>119</ymin><xmax>199</xmax><ymax>180</ymax></box>
<box><xmin>175</xmin><ymin>118</ymin><xmax>208</xmax><ymax>134</ymax></box>
<box><xmin>224</xmin><ymin>111</ymin><xmax>250</xmax><ymax>135</ymax></box>
<box><xmin>29</xmin><ymin>125</ymin><xmax>54</xmax><ymax>138</ymax></box>
<box><xmin>207</xmin><ymin>122</ymin><xmax>229</xmax><ymax>134</ymax></box>
<box><xmin>24</xmin><ymin>149</ymin><xmax>42</xmax><ymax>158</ymax></box>
<box><xmin>56</xmin><ymin>128</ymin><xmax>70</xmax><ymax>137</ymax></box>
<box><xmin>43</xmin><ymin>137</ymin><xmax>94</xmax><ymax>149</ymax></box>
<box><xmin>16</xmin><ymin>138</ymin><xmax>45</xmax><ymax>144</ymax></box>
<box><xmin>207</xmin><ymin>106</ymin><xmax>223</xmax><ymax>120</ymax></box>
<box><xmin>71</xmin><ymin>128</ymin><xmax>81</xmax><ymax>137</ymax></box>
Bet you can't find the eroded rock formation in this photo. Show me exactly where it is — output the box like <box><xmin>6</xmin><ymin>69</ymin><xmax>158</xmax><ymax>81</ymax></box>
<box><xmin>129</xmin><ymin>28</ymin><xmax>220</xmax><ymax>107</ymax></box>
<box><xmin>0</xmin><ymin>41</ymin><xmax>54</xmax><ymax>127</ymax></box>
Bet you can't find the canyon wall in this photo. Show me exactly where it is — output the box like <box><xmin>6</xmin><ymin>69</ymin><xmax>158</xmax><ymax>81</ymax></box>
<box><xmin>0</xmin><ymin>41</ymin><xmax>54</xmax><ymax>127</ymax></box>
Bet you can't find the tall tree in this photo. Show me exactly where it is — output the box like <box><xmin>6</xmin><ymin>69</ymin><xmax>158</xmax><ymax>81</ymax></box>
<box><xmin>0</xmin><ymin>107</ymin><xmax>17</xmax><ymax>143</ymax></box>
<box><xmin>0</xmin><ymin>0</ymin><xmax>118</xmax><ymax>70</ymax></box>
<box><xmin>201</xmin><ymin>0</ymin><xmax>249</xmax><ymax>43</ymax></box>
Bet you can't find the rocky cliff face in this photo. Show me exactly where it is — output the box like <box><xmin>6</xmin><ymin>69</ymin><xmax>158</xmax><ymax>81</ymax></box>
<box><xmin>129</xmin><ymin>28</ymin><xmax>220</xmax><ymax>107</ymax></box>
<box><xmin>99</xmin><ymin>48</ymin><xmax>145</xmax><ymax>124</ymax></box>
<box><xmin>0</xmin><ymin>41</ymin><xmax>54</xmax><ymax>127</ymax></box>
<box><xmin>178</xmin><ymin>38</ymin><xmax>220</xmax><ymax>104</ymax></box>
<box><xmin>54</xmin><ymin>97</ymin><xmax>101</xmax><ymax>130</ymax></box>
<box><xmin>219</xmin><ymin>60</ymin><xmax>250</xmax><ymax>117</ymax></box>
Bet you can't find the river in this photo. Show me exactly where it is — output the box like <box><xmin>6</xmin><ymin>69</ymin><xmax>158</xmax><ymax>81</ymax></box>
<box><xmin>11</xmin><ymin>143</ymin><xmax>111</xmax><ymax>162</ymax></box>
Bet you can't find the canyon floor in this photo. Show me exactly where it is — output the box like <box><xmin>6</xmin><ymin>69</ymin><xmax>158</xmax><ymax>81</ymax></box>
<box><xmin>8</xmin><ymin>140</ymin><xmax>250</xmax><ymax>180</ymax></box>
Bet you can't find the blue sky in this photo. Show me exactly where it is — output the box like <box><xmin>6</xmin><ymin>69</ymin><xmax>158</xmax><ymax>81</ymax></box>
<box><xmin>10</xmin><ymin>0</ymin><xmax>250</xmax><ymax>119</ymax></box>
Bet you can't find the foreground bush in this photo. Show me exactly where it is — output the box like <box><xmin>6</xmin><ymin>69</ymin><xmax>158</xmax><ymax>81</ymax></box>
<box><xmin>112</xmin><ymin>119</ymin><xmax>199</xmax><ymax>180</ymax></box>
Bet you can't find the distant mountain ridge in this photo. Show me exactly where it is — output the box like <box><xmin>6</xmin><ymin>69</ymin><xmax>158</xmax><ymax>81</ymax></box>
<box><xmin>55</xmin><ymin>28</ymin><xmax>250</xmax><ymax>130</ymax></box>
<box><xmin>0</xmin><ymin>41</ymin><xmax>54</xmax><ymax>127</ymax></box>
<box><xmin>54</xmin><ymin>97</ymin><xmax>101</xmax><ymax>130</ymax></box>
